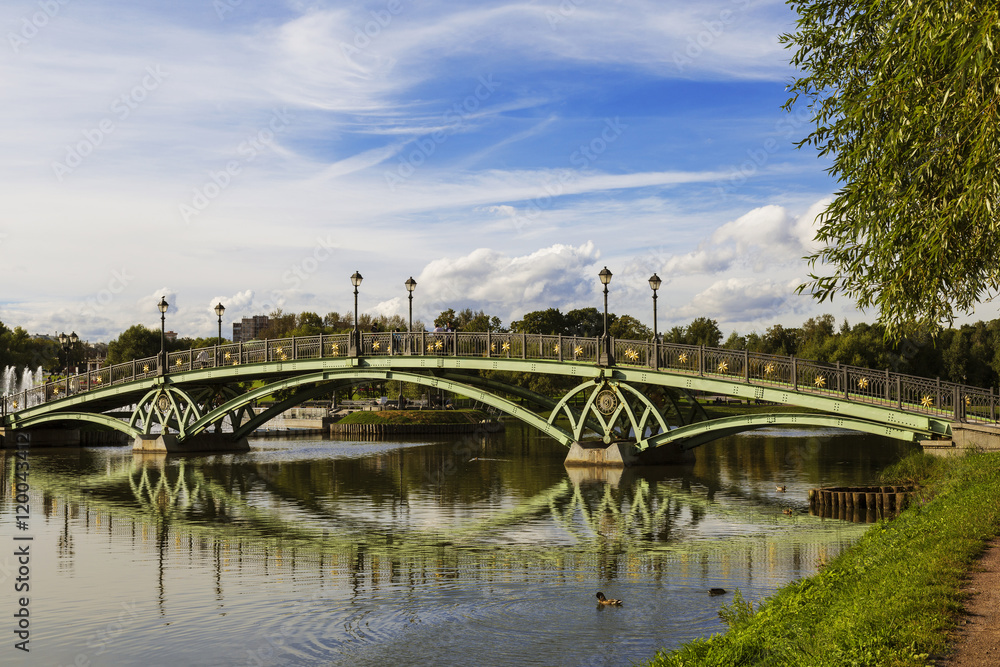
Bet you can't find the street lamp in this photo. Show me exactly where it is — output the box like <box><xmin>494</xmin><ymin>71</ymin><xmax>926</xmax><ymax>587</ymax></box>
<box><xmin>351</xmin><ymin>271</ymin><xmax>363</xmax><ymax>355</ymax></box>
<box><xmin>405</xmin><ymin>277</ymin><xmax>417</xmax><ymax>332</ymax></box>
<box><xmin>599</xmin><ymin>266</ymin><xmax>613</xmax><ymax>365</ymax></box>
<box><xmin>158</xmin><ymin>296</ymin><xmax>169</xmax><ymax>375</ymax></box>
<box><xmin>58</xmin><ymin>331</ymin><xmax>78</xmax><ymax>376</ymax></box>
<box><xmin>648</xmin><ymin>273</ymin><xmax>661</xmax><ymax>341</ymax></box>
<box><xmin>214</xmin><ymin>302</ymin><xmax>226</xmax><ymax>345</ymax></box>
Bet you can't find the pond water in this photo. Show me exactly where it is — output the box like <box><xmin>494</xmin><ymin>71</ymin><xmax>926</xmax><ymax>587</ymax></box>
<box><xmin>1</xmin><ymin>423</ymin><xmax>917</xmax><ymax>666</ymax></box>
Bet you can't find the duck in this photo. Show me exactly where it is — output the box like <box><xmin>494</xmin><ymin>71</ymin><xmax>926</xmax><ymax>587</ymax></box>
<box><xmin>595</xmin><ymin>592</ymin><xmax>622</xmax><ymax>606</ymax></box>
<box><xmin>783</xmin><ymin>508</ymin><xmax>794</xmax><ymax>515</ymax></box>
<box><xmin>776</xmin><ymin>485</ymin><xmax>787</xmax><ymax>492</ymax></box>
<box><xmin>708</xmin><ymin>588</ymin><xmax>727</xmax><ymax>596</ymax></box>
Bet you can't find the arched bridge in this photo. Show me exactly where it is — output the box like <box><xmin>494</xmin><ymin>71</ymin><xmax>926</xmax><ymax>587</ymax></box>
<box><xmin>2</xmin><ymin>331</ymin><xmax>993</xmax><ymax>457</ymax></box>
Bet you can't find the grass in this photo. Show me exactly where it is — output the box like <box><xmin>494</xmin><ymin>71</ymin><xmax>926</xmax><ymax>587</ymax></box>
<box><xmin>646</xmin><ymin>450</ymin><xmax>1000</xmax><ymax>666</ymax></box>
<box><xmin>336</xmin><ymin>409</ymin><xmax>492</xmax><ymax>426</ymax></box>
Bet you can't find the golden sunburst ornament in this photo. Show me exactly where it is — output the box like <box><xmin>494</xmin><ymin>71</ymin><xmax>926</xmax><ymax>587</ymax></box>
<box><xmin>814</xmin><ymin>375</ymin><xmax>826</xmax><ymax>388</ymax></box>
<box><xmin>965</xmin><ymin>395</ymin><xmax>972</xmax><ymax>406</ymax></box>
<box><xmin>143</xmin><ymin>364</ymin><xmax>150</xmax><ymax>373</ymax></box>
<box><xmin>717</xmin><ymin>360</ymin><xmax>728</xmax><ymax>374</ymax></box>
<box><xmin>280</xmin><ymin>353</ymin><xmax>288</xmax><ymax>361</ymax></box>
<box><xmin>679</xmin><ymin>352</ymin><xmax>688</xmax><ymax>363</ymax></box>
<box><xmin>224</xmin><ymin>352</ymin><xmax>231</xmax><ymax>361</ymax></box>
<box><xmin>490</xmin><ymin>343</ymin><xmax>496</xmax><ymax>352</ymax></box>
<box><xmin>764</xmin><ymin>362</ymin><xmax>775</xmax><ymax>375</ymax></box>
<box><xmin>53</xmin><ymin>387</ymin><xmax>60</xmax><ymax>395</ymax></box>
<box><xmin>95</xmin><ymin>376</ymin><xmax>103</xmax><ymax>384</ymax></box>
<box><xmin>175</xmin><ymin>359</ymin><xmax>183</xmax><ymax>367</ymax></box>
<box><xmin>331</xmin><ymin>343</ymin><xmax>340</xmax><ymax>356</ymax></box>
<box><xmin>275</xmin><ymin>346</ymin><xmax>284</xmax><ymax>355</ymax></box>
<box><xmin>435</xmin><ymin>340</ymin><xmax>443</xmax><ymax>349</ymax></box>
<box><xmin>427</xmin><ymin>343</ymin><xmax>435</xmax><ymax>352</ymax></box>
<box><xmin>12</xmin><ymin>400</ymin><xmax>18</xmax><ymax>409</ymax></box>
<box><xmin>574</xmin><ymin>345</ymin><xmax>583</xmax><ymax>356</ymax></box>
<box><xmin>553</xmin><ymin>344</ymin><xmax>560</xmax><ymax>354</ymax></box>
<box><xmin>921</xmin><ymin>395</ymin><xmax>933</xmax><ymax>408</ymax></box>
<box><xmin>502</xmin><ymin>341</ymin><xmax>511</xmax><ymax>352</ymax></box>
<box><xmin>858</xmin><ymin>377</ymin><xmax>869</xmax><ymax>390</ymax></box>
<box><xmin>625</xmin><ymin>348</ymin><xmax>639</xmax><ymax>361</ymax></box>
<box><xmin>372</xmin><ymin>340</ymin><xmax>380</xmax><ymax>350</ymax></box>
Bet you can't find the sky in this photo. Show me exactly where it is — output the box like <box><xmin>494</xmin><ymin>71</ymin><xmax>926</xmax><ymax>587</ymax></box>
<box><xmin>3</xmin><ymin>0</ymin><xmax>991</xmax><ymax>344</ymax></box>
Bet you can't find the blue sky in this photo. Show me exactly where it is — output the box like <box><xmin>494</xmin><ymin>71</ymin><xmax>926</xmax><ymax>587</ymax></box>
<box><xmin>2</xmin><ymin>0</ymin><xmax>981</xmax><ymax>343</ymax></box>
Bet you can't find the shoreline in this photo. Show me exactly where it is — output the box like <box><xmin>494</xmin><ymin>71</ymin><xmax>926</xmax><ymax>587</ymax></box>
<box><xmin>645</xmin><ymin>451</ymin><xmax>1000</xmax><ymax>666</ymax></box>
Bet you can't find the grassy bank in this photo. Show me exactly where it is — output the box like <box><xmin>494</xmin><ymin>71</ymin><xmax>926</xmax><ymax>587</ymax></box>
<box><xmin>647</xmin><ymin>451</ymin><xmax>1000</xmax><ymax>666</ymax></box>
<box><xmin>336</xmin><ymin>409</ymin><xmax>492</xmax><ymax>426</ymax></box>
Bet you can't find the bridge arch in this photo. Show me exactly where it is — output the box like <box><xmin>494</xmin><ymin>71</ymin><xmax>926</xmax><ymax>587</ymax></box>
<box><xmin>183</xmin><ymin>369</ymin><xmax>576</xmax><ymax>446</ymax></box>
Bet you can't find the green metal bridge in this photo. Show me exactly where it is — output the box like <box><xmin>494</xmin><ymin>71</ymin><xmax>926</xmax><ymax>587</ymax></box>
<box><xmin>2</xmin><ymin>330</ymin><xmax>994</xmax><ymax>456</ymax></box>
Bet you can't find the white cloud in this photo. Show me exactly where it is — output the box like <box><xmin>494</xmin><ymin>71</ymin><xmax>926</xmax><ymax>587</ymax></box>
<box><xmin>679</xmin><ymin>277</ymin><xmax>802</xmax><ymax>324</ymax></box>
<box><xmin>416</xmin><ymin>242</ymin><xmax>601</xmax><ymax>321</ymax></box>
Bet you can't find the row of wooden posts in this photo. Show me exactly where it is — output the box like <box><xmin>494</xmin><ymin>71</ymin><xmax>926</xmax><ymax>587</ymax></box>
<box><xmin>808</xmin><ymin>485</ymin><xmax>916</xmax><ymax>520</ymax></box>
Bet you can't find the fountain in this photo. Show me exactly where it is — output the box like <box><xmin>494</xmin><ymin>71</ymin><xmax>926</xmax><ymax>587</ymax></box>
<box><xmin>2</xmin><ymin>365</ymin><xmax>45</xmax><ymax>407</ymax></box>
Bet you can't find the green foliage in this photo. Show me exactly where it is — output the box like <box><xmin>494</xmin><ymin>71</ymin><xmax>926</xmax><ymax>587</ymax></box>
<box><xmin>434</xmin><ymin>308</ymin><xmax>503</xmax><ymax>332</ymax></box>
<box><xmin>878</xmin><ymin>451</ymin><xmax>945</xmax><ymax>487</ymax></box>
<box><xmin>106</xmin><ymin>324</ymin><xmax>160</xmax><ymax>365</ymax></box>
<box><xmin>510</xmin><ymin>308</ymin><xmax>565</xmax><ymax>335</ymax></box>
<box><xmin>685</xmin><ymin>317</ymin><xmax>723</xmax><ymax>347</ymax></box>
<box><xmin>0</xmin><ymin>322</ymin><xmax>60</xmax><ymax>371</ymax></box>
<box><xmin>782</xmin><ymin>0</ymin><xmax>1000</xmax><ymax>339</ymax></box>
<box><xmin>609</xmin><ymin>315</ymin><xmax>652</xmax><ymax>340</ymax></box>
<box><xmin>647</xmin><ymin>452</ymin><xmax>1000</xmax><ymax>666</ymax></box>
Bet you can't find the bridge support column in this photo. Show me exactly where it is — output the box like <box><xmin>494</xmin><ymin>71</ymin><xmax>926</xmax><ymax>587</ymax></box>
<box><xmin>132</xmin><ymin>433</ymin><xmax>250</xmax><ymax>453</ymax></box>
<box><xmin>564</xmin><ymin>440</ymin><xmax>689</xmax><ymax>467</ymax></box>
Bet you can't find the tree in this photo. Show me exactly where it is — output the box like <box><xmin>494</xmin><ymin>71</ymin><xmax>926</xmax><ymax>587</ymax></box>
<box><xmin>609</xmin><ymin>315</ymin><xmax>652</xmax><ymax>341</ymax></box>
<box><xmin>510</xmin><ymin>308</ymin><xmax>565</xmax><ymax>335</ymax></box>
<box><xmin>782</xmin><ymin>1</ymin><xmax>1000</xmax><ymax>338</ymax></box>
<box><xmin>685</xmin><ymin>317</ymin><xmax>722</xmax><ymax>347</ymax></box>
<box><xmin>106</xmin><ymin>325</ymin><xmax>160</xmax><ymax>365</ymax></box>
<box><xmin>564</xmin><ymin>308</ymin><xmax>605</xmax><ymax>337</ymax></box>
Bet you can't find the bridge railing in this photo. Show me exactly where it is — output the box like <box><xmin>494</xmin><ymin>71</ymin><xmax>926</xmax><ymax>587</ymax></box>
<box><xmin>3</xmin><ymin>331</ymin><xmax>998</xmax><ymax>425</ymax></box>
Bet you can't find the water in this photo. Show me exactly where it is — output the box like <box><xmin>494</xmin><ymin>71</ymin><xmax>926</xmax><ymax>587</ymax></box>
<box><xmin>1</xmin><ymin>424</ymin><xmax>917</xmax><ymax>666</ymax></box>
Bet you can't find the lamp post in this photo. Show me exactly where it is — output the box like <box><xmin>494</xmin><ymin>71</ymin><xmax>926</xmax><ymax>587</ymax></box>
<box><xmin>214</xmin><ymin>302</ymin><xmax>225</xmax><ymax>345</ymax></box>
<box><xmin>405</xmin><ymin>276</ymin><xmax>417</xmax><ymax>355</ymax></box>
<box><xmin>158</xmin><ymin>296</ymin><xmax>169</xmax><ymax>375</ymax></box>
<box><xmin>599</xmin><ymin>266</ymin><xmax>613</xmax><ymax>366</ymax></box>
<box><xmin>648</xmin><ymin>273</ymin><xmax>661</xmax><ymax>341</ymax></box>
<box><xmin>351</xmin><ymin>271</ymin><xmax>363</xmax><ymax>355</ymax></box>
<box><xmin>649</xmin><ymin>273</ymin><xmax>662</xmax><ymax>370</ymax></box>
<box><xmin>58</xmin><ymin>331</ymin><xmax>78</xmax><ymax>376</ymax></box>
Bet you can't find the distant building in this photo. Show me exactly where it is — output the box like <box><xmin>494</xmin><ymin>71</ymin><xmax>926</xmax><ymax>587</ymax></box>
<box><xmin>232</xmin><ymin>315</ymin><xmax>270</xmax><ymax>342</ymax></box>
<box><xmin>164</xmin><ymin>331</ymin><xmax>178</xmax><ymax>343</ymax></box>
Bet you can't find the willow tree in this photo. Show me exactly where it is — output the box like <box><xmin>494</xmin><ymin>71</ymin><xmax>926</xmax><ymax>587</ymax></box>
<box><xmin>782</xmin><ymin>0</ymin><xmax>1000</xmax><ymax>339</ymax></box>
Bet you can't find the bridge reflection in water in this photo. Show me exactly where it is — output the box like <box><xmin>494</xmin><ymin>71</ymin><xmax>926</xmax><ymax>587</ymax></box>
<box><xmin>1</xmin><ymin>425</ymin><xmax>915</xmax><ymax>666</ymax></box>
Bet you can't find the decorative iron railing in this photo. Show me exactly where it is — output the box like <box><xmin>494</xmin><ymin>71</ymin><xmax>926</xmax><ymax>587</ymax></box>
<box><xmin>3</xmin><ymin>333</ymin><xmax>997</xmax><ymax>425</ymax></box>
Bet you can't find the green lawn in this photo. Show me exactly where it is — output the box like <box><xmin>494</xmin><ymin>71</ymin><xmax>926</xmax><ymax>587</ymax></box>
<box><xmin>646</xmin><ymin>451</ymin><xmax>1000</xmax><ymax>666</ymax></box>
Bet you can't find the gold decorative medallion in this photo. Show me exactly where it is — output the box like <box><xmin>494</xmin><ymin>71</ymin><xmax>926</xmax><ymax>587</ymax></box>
<box><xmin>596</xmin><ymin>389</ymin><xmax>619</xmax><ymax>415</ymax></box>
